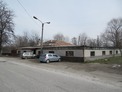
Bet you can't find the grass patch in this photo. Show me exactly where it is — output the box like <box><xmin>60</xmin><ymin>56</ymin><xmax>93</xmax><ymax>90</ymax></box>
<box><xmin>87</xmin><ymin>56</ymin><xmax>122</xmax><ymax>64</ymax></box>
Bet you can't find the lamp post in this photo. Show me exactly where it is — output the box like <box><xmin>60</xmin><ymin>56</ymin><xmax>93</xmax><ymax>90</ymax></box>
<box><xmin>33</xmin><ymin>16</ymin><xmax>50</xmax><ymax>54</ymax></box>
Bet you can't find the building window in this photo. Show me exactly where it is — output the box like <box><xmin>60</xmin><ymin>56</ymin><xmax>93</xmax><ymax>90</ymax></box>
<box><xmin>116</xmin><ymin>50</ymin><xmax>118</xmax><ymax>54</ymax></box>
<box><xmin>49</xmin><ymin>51</ymin><xmax>54</xmax><ymax>53</ymax></box>
<box><xmin>90</xmin><ymin>51</ymin><xmax>95</xmax><ymax>56</ymax></box>
<box><xmin>102</xmin><ymin>51</ymin><xmax>106</xmax><ymax>55</ymax></box>
<box><xmin>66</xmin><ymin>51</ymin><xmax>74</xmax><ymax>56</ymax></box>
<box><xmin>109</xmin><ymin>51</ymin><xmax>112</xmax><ymax>55</ymax></box>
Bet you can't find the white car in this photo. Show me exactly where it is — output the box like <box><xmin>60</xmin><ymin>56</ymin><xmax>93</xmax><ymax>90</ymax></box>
<box><xmin>21</xmin><ymin>52</ymin><xmax>36</xmax><ymax>59</ymax></box>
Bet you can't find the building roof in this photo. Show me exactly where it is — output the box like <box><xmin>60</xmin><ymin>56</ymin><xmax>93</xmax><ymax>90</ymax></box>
<box><xmin>43</xmin><ymin>40</ymin><xmax>74</xmax><ymax>47</ymax></box>
<box><xmin>19</xmin><ymin>45</ymin><xmax>115</xmax><ymax>51</ymax></box>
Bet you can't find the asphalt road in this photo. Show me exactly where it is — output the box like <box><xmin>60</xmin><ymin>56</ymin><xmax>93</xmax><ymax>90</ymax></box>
<box><xmin>0</xmin><ymin>60</ymin><xmax>122</xmax><ymax>92</ymax></box>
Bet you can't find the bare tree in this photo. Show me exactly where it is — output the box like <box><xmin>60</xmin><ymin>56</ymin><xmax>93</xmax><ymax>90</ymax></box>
<box><xmin>53</xmin><ymin>33</ymin><xmax>65</xmax><ymax>41</ymax></box>
<box><xmin>102</xmin><ymin>18</ymin><xmax>122</xmax><ymax>56</ymax></box>
<box><xmin>104</xmin><ymin>18</ymin><xmax>122</xmax><ymax>47</ymax></box>
<box><xmin>72</xmin><ymin>37</ymin><xmax>77</xmax><ymax>45</ymax></box>
<box><xmin>14</xmin><ymin>35</ymin><xmax>26</xmax><ymax>47</ymax></box>
<box><xmin>78</xmin><ymin>33</ymin><xmax>88</xmax><ymax>46</ymax></box>
<box><xmin>14</xmin><ymin>32</ymin><xmax>40</xmax><ymax>47</ymax></box>
<box><xmin>0</xmin><ymin>0</ymin><xmax>14</xmax><ymax>55</ymax></box>
<box><xmin>96</xmin><ymin>36</ymin><xmax>103</xmax><ymax>47</ymax></box>
<box><xmin>28</xmin><ymin>33</ymin><xmax>40</xmax><ymax>46</ymax></box>
<box><xmin>100</xmin><ymin>32</ymin><xmax>113</xmax><ymax>47</ymax></box>
<box><xmin>15</xmin><ymin>32</ymin><xmax>29</xmax><ymax>47</ymax></box>
<box><xmin>87</xmin><ymin>38</ymin><xmax>97</xmax><ymax>47</ymax></box>
<box><xmin>53</xmin><ymin>33</ymin><xmax>70</xmax><ymax>42</ymax></box>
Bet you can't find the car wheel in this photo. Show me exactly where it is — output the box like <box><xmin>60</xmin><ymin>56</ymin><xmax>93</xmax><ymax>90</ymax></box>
<box><xmin>46</xmin><ymin>59</ymin><xmax>50</xmax><ymax>63</ymax></box>
<box><xmin>58</xmin><ymin>58</ymin><xmax>61</xmax><ymax>62</ymax></box>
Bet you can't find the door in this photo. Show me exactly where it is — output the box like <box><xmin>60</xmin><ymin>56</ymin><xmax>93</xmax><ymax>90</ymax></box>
<box><xmin>48</xmin><ymin>54</ymin><xmax>53</xmax><ymax>61</ymax></box>
<box><xmin>53</xmin><ymin>54</ymin><xmax>59</xmax><ymax>61</ymax></box>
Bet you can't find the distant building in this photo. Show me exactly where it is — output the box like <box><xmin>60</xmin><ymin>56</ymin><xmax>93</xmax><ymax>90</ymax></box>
<box><xmin>2</xmin><ymin>46</ymin><xmax>17</xmax><ymax>56</ymax></box>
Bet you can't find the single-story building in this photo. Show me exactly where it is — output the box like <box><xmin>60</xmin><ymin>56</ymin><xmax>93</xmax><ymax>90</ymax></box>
<box><xmin>17</xmin><ymin>40</ymin><xmax>121</xmax><ymax>62</ymax></box>
<box><xmin>18</xmin><ymin>45</ymin><xmax>121</xmax><ymax>62</ymax></box>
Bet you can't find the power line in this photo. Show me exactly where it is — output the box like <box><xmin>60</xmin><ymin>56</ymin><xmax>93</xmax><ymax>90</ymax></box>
<box><xmin>16</xmin><ymin>0</ymin><xmax>40</xmax><ymax>27</ymax></box>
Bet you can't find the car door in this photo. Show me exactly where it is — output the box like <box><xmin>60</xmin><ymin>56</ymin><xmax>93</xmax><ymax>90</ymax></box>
<box><xmin>53</xmin><ymin>54</ymin><xmax>59</xmax><ymax>61</ymax></box>
<box><xmin>48</xmin><ymin>54</ymin><xmax>53</xmax><ymax>61</ymax></box>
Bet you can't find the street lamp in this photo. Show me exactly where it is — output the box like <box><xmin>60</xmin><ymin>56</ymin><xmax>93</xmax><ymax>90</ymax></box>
<box><xmin>33</xmin><ymin>16</ymin><xmax>50</xmax><ymax>54</ymax></box>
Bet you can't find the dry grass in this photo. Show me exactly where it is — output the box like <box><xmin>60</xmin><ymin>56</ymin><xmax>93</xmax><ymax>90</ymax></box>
<box><xmin>87</xmin><ymin>56</ymin><xmax>122</xmax><ymax>64</ymax></box>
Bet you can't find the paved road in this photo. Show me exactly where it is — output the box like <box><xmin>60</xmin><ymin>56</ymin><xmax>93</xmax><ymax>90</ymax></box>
<box><xmin>0</xmin><ymin>60</ymin><xmax>122</xmax><ymax>92</ymax></box>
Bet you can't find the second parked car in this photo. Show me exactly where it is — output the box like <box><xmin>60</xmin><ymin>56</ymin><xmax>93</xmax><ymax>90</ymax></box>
<box><xmin>21</xmin><ymin>52</ymin><xmax>36</xmax><ymax>59</ymax></box>
<box><xmin>39</xmin><ymin>53</ymin><xmax>61</xmax><ymax>63</ymax></box>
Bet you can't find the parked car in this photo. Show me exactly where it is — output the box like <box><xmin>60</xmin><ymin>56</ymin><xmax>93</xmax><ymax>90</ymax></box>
<box><xmin>39</xmin><ymin>53</ymin><xmax>61</xmax><ymax>63</ymax></box>
<box><xmin>21</xmin><ymin>52</ymin><xmax>36</xmax><ymax>59</ymax></box>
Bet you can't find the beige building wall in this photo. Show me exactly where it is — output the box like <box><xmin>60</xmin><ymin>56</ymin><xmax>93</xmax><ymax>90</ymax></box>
<box><xmin>39</xmin><ymin>49</ymin><xmax>84</xmax><ymax>57</ymax></box>
<box><xmin>84</xmin><ymin>49</ymin><xmax>120</xmax><ymax>57</ymax></box>
<box><xmin>84</xmin><ymin>49</ymin><xmax>120</xmax><ymax>61</ymax></box>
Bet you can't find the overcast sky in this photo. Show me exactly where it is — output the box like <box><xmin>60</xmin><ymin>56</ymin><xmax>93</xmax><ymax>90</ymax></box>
<box><xmin>4</xmin><ymin>0</ymin><xmax>122</xmax><ymax>41</ymax></box>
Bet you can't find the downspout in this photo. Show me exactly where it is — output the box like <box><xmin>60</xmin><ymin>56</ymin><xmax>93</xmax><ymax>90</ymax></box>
<box><xmin>83</xmin><ymin>46</ymin><xmax>85</xmax><ymax>62</ymax></box>
<box><xmin>0</xmin><ymin>30</ymin><xmax>3</xmax><ymax>56</ymax></box>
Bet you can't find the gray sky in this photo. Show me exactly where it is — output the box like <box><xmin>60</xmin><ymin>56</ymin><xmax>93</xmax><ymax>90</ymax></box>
<box><xmin>4</xmin><ymin>0</ymin><xmax>122</xmax><ymax>41</ymax></box>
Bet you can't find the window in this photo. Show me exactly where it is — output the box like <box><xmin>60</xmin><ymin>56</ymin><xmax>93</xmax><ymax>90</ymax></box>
<box><xmin>102</xmin><ymin>51</ymin><xmax>106</xmax><ymax>55</ymax></box>
<box><xmin>116</xmin><ymin>50</ymin><xmax>118</xmax><ymax>54</ymax></box>
<box><xmin>49</xmin><ymin>51</ymin><xmax>54</xmax><ymax>53</ymax></box>
<box><xmin>109</xmin><ymin>51</ymin><xmax>112</xmax><ymax>55</ymax></box>
<box><xmin>48</xmin><ymin>54</ymin><xmax>52</xmax><ymax>57</ymax></box>
<box><xmin>66</xmin><ymin>51</ymin><xmax>74</xmax><ymax>56</ymax></box>
<box><xmin>53</xmin><ymin>55</ymin><xmax>58</xmax><ymax>57</ymax></box>
<box><xmin>90</xmin><ymin>51</ymin><xmax>95</xmax><ymax>56</ymax></box>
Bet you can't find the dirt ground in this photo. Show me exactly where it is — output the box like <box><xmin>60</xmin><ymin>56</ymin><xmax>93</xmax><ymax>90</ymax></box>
<box><xmin>0</xmin><ymin>56</ymin><xmax>122</xmax><ymax>87</ymax></box>
<box><xmin>29</xmin><ymin>59</ymin><xmax>122</xmax><ymax>75</ymax></box>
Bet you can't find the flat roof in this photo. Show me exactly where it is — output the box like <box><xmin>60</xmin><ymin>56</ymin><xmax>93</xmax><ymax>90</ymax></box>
<box><xmin>19</xmin><ymin>46</ymin><xmax>115</xmax><ymax>50</ymax></box>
